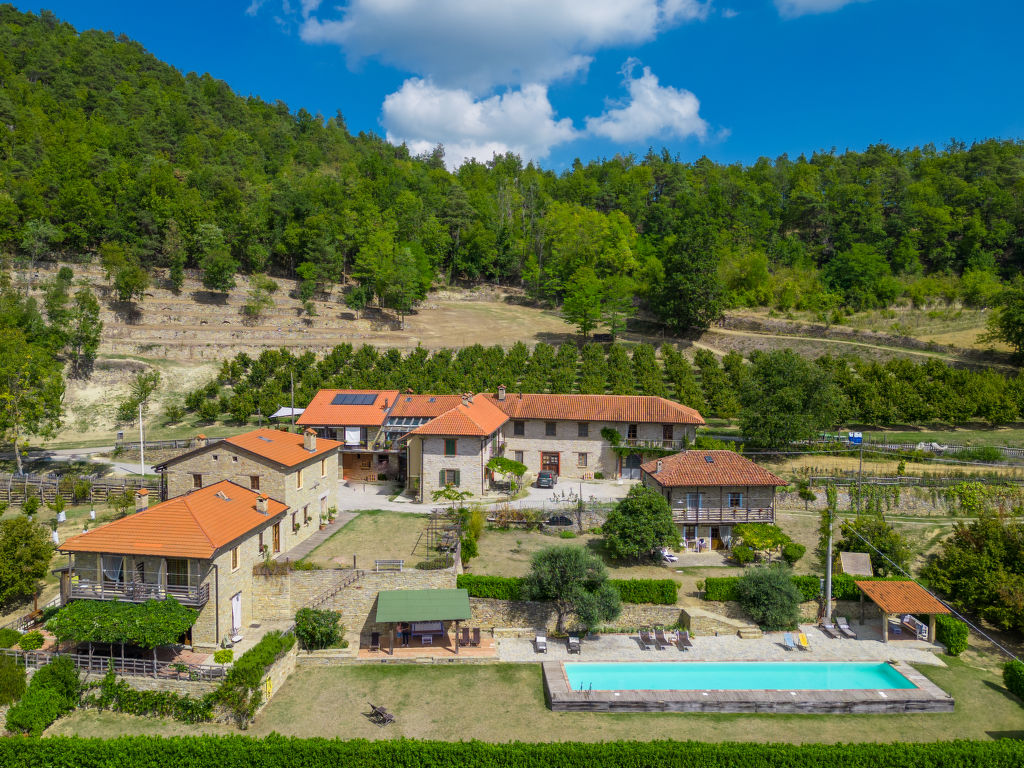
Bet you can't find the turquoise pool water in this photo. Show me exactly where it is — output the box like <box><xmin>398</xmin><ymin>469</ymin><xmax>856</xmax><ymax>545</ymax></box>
<box><xmin>564</xmin><ymin>662</ymin><xmax>917</xmax><ymax>691</ymax></box>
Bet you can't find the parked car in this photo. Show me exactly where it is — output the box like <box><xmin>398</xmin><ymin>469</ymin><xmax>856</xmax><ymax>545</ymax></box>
<box><xmin>536</xmin><ymin>470</ymin><xmax>558</xmax><ymax>488</ymax></box>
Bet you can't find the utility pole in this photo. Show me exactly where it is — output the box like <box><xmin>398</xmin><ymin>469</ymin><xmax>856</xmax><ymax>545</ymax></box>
<box><xmin>824</xmin><ymin>500</ymin><xmax>834</xmax><ymax>623</ymax></box>
<box><xmin>138</xmin><ymin>401</ymin><xmax>145</xmax><ymax>478</ymax></box>
<box><xmin>290</xmin><ymin>370</ymin><xmax>295</xmax><ymax>431</ymax></box>
<box><xmin>856</xmin><ymin>442</ymin><xmax>863</xmax><ymax>514</ymax></box>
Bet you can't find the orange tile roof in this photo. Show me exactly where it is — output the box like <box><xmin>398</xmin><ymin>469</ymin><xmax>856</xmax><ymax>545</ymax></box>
<box><xmin>641</xmin><ymin>450</ymin><xmax>787</xmax><ymax>487</ymax></box>
<box><xmin>223</xmin><ymin>428</ymin><xmax>341</xmax><ymax>467</ymax></box>
<box><xmin>855</xmin><ymin>580</ymin><xmax>951</xmax><ymax>615</ymax></box>
<box><xmin>388</xmin><ymin>394</ymin><xmax>465</xmax><ymax>418</ymax></box>
<box><xmin>408</xmin><ymin>396</ymin><xmax>509</xmax><ymax>437</ymax></box>
<box><xmin>59</xmin><ymin>481</ymin><xmax>287</xmax><ymax>559</ymax></box>
<box><xmin>485</xmin><ymin>393</ymin><xmax>704</xmax><ymax>424</ymax></box>
<box><xmin>297</xmin><ymin>389</ymin><xmax>398</xmax><ymax>427</ymax></box>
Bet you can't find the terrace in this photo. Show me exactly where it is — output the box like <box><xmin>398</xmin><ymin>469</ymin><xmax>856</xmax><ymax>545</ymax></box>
<box><xmin>68</xmin><ymin>578</ymin><xmax>210</xmax><ymax>607</ymax></box>
<box><xmin>671</xmin><ymin>505</ymin><xmax>775</xmax><ymax>525</ymax></box>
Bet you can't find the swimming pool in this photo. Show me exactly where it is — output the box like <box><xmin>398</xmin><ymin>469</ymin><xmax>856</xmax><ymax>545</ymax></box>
<box><xmin>564</xmin><ymin>662</ymin><xmax>917</xmax><ymax>692</ymax></box>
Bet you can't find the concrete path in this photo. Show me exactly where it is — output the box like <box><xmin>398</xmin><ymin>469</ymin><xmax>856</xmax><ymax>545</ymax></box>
<box><xmin>276</xmin><ymin>511</ymin><xmax>358</xmax><ymax>561</ymax></box>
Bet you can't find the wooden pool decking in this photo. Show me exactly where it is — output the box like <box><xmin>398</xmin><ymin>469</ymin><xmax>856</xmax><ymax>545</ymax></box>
<box><xmin>542</xmin><ymin>661</ymin><xmax>954</xmax><ymax>714</ymax></box>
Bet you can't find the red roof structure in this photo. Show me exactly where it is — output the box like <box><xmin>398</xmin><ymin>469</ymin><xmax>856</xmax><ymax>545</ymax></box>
<box><xmin>223</xmin><ymin>428</ymin><xmax>341</xmax><ymax>467</ymax></box>
<box><xmin>407</xmin><ymin>396</ymin><xmax>508</xmax><ymax>437</ymax></box>
<box><xmin>855</xmin><ymin>580</ymin><xmax>951</xmax><ymax>615</ymax></box>
<box><xmin>59</xmin><ymin>481</ymin><xmax>287</xmax><ymax>559</ymax></box>
<box><xmin>297</xmin><ymin>389</ymin><xmax>398</xmax><ymax>427</ymax></box>
<box><xmin>388</xmin><ymin>394</ymin><xmax>464</xmax><ymax>418</ymax></box>
<box><xmin>641</xmin><ymin>450</ymin><xmax>787</xmax><ymax>487</ymax></box>
<box><xmin>485</xmin><ymin>393</ymin><xmax>704</xmax><ymax>424</ymax></box>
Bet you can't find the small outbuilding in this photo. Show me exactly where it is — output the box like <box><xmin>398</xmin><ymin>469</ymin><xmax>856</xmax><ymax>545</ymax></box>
<box><xmin>855</xmin><ymin>580</ymin><xmax>950</xmax><ymax>644</ymax></box>
<box><xmin>838</xmin><ymin>551</ymin><xmax>873</xmax><ymax>577</ymax></box>
<box><xmin>374</xmin><ymin>588</ymin><xmax>472</xmax><ymax>655</ymax></box>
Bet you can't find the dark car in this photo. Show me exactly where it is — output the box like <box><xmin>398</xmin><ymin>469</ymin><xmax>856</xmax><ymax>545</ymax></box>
<box><xmin>536</xmin><ymin>470</ymin><xmax>557</xmax><ymax>488</ymax></box>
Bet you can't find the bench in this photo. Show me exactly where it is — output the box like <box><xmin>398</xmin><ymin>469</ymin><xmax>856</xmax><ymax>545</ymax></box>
<box><xmin>374</xmin><ymin>560</ymin><xmax>404</xmax><ymax>572</ymax></box>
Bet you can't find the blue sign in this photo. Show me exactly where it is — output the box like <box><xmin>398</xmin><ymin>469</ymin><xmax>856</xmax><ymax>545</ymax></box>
<box><xmin>848</xmin><ymin>432</ymin><xmax>863</xmax><ymax>444</ymax></box>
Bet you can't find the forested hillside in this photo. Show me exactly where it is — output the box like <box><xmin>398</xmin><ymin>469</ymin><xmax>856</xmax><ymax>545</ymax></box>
<box><xmin>3</xmin><ymin>6</ymin><xmax>1024</xmax><ymax>336</ymax></box>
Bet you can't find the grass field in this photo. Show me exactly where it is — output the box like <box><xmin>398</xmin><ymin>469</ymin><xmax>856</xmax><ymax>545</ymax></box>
<box><xmin>46</xmin><ymin>655</ymin><xmax>1024</xmax><ymax>743</ymax></box>
<box><xmin>303</xmin><ymin>510</ymin><xmax>433</xmax><ymax>569</ymax></box>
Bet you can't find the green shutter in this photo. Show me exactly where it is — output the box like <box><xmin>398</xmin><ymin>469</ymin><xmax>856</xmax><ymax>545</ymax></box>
<box><xmin>439</xmin><ymin>469</ymin><xmax>446</xmax><ymax>487</ymax></box>
<box><xmin>454</xmin><ymin>470</ymin><xmax>461</xmax><ymax>487</ymax></box>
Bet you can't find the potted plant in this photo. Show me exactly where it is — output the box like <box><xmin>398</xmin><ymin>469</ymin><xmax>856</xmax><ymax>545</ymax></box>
<box><xmin>292</xmin><ymin>522</ymin><xmax>301</xmax><ymax>534</ymax></box>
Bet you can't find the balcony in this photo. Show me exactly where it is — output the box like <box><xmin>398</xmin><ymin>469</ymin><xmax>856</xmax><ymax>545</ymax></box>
<box><xmin>69</xmin><ymin>579</ymin><xmax>210</xmax><ymax>607</ymax></box>
<box><xmin>671</xmin><ymin>507</ymin><xmax>775</xmax><ymax>525</ymax></box>
<box><xmin>624</xmin><ymin>438</ymin><xmax>688</xmax><ymax>451</ymax></box>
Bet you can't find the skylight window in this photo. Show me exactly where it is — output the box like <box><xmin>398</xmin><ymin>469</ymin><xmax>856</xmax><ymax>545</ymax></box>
<box><xmin>256</xmin><ymin>435</ymin><xmax>273</xmax><ymax>443</ymax></box>
<box><xmin>215</xmin><ymin>491</ymin><xmax>231</xmax><ymax>501</ymax></box>
<box><xmin>704</xmin><ymin>456</ymin><xmax>714</xmax><ymax>463</ymax></box>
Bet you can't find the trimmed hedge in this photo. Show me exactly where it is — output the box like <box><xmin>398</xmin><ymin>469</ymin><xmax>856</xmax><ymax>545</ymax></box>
<box><xmin>457</xmin><ymin>575</ymin><xmax>678</xmax><ymax>605</ymax></box>
<box><xmin>1</xmin><ymin>736</ymin><xmax>1023</xmax><ymax>767</ymax></box>
<box><xmin>1005</xmin><ymin>660</ymin><xmax>1024</xmax><ymax>704</ymax></box>
<box><xmin>935</xmin><ymin>615</ymin><xmax>969</xmax><ymax>655</ymax></box>
<box><xmin>704</xmin><ymin>574</ymin><xmax>911</xmax><ymax>603</ymax></box>
<box><xmin>213</xmin><ymin>629</ymin><xmax>295</xmax><ymax>727</ymax></box>
<box><xmin>5</xmin><ymin>656</ymin><xmax>81</xmax><ymax>736</ymax></box>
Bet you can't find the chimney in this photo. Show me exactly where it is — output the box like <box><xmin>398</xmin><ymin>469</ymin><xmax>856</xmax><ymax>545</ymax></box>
<box><xmin>466</xmin><ymin>392</ymin><xmax>474</xmax><ymax>404</ymax></box>
<box><xmin>135</xmin><ymin>488</ymin><xmax>149</xmax><ymax>513</ymax></box>
<box><xmin>303</xmin><ymin>428</ymin><xmax>317</xmax><ymax>452</ymax></box>
<box><xmin>497</xmin><ymin>385</ymin><xmax>506</xmax><ymax>401</ymax></box>
<box><xmin>655</xmin><ymin>459</ymin><xmax>663</xmax><ymax>474</ymax></box>
<box><xmin>195</xmin><ymin>434</ymin><xmax>207</xmax><ymax>448</ymax></box>
<box><xmin>382</xmin><ymin>398</ymin><xmax>389</xmax><ymax>409</ymax></box>
<box><xmin>256</xmin><ymin>493</ymin><xmax>269</xmax><ymax>515</ymax></box>
<box><xmin>461</xmin><ymin>393</ymin><xmax>469</xmax><ymax>407</ymax></box>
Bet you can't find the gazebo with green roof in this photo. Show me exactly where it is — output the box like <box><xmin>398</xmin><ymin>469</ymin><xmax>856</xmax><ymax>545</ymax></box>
<box><xmin>374</xmin><ymin>588</ymin><xmax>472</xmax><ymax>655</ymax></box>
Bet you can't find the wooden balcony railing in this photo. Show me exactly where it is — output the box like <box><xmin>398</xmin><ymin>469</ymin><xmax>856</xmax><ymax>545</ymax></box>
<box><xmin>671</xmin><ymin>507</ymin><xmax>775</xmax><ymax>525</ymax></box>
<box><xmin>624</xmin><ymin>438</ymin><xmax>688</xmax><ymax>451</ymax></box>
<box><xmin>1</xmin><ymin>648</ymin><xmax>225</xmax><ymax>681</ymax></box>
<box><xmin>69</xmin><ymin>579</ymin><xmax>210</xmax><ymax>607</ymax></box>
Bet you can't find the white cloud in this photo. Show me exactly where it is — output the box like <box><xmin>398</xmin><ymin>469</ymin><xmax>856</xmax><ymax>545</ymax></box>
<box><xmin>382</xmin><ymin>79</ymin><xmax>578</xmax><ymax>170</ymax></box>
<box><xmin>585</xmin><ymin>61</ymin><xmax>708</xmax><ymax>143</ymax></box>
<box><xmin>775</xmin><ymin>0</ymin><xmax>868</xmax><ymax>18</ymax></box>
<box><xmin>721</xmin><ymin>8</ymin><xmax>740</xmax><ymax>18</ymax></box>
<box><xmin>245</xmin><ymin>0</ymin><xmax>266</xmax><ymax>16</ymax></box>
<box><xmin>300</xmin><ymin>0</ymin><xmax>710</xmax><ymax>93</ymax></box>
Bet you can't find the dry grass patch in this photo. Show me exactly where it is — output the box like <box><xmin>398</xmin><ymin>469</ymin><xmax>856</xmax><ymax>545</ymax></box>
<box><xmin>304</xmin><ymin>510</ymin><xmax>432</xmax><ymax>569</ymax></box>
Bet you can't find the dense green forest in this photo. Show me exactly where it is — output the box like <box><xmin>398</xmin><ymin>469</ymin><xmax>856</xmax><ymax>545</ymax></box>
<box><xmin>190</xmin><ymin>343</ymin><xmax>1024</xmax><ymax>442</ymax></box>
<box><xmin>3</xmin><ymin>6</ymin><xmax>1024</xmax><ymax>335</ymax></box>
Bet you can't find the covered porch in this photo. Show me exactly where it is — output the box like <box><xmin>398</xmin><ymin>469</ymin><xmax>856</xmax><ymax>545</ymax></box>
<box><xmin>369</xmin><ymin>588</ymin><xmax>475</xmax><ymax>657</ymax></box>
<box><xmin>855</xmin><ymin>580</ymin><xmax>951</xmax><ymax>644</ymax></box>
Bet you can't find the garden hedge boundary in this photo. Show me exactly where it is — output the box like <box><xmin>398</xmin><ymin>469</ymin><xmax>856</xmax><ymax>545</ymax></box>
<box><xmin>703</xmin><ymin>574</ymin><xmax>910</xmax><ymax>603</ymax></box>
<box><xmin>457</xmin><ymin>575</ymin><xmax>678</xmax><ymax>605</ymax></box>
<box><xmin>935</xmin><ymin>615</ymin><xmax>969</xmax><ymax>655</ymax></box>
<box><xmin>1005</xmin><ymin>660</ymin><xmax>1024</xmax><ymax>704</ymax></box>
<box><xmin>1</xmin><ymin>736</ymin><xmax>1023</xmax><ymax>767</ymax></box>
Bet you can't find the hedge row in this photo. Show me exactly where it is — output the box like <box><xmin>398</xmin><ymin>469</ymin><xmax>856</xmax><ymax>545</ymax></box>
<box><xmin>1005</xmin><ymin>660</ymin><xmax>1024</xmax><ymax>704</ymax></box>
<box><xmin>935</xmin><ymin>615</ymin><xmax>969</xmax><ymax>655</ymax></box>
<box><xmin>82</xmin><ymin>663</ymin><xmax>213</xmax><ymax>723</ymax></box>
<box><xmin>703</xmin><ymin>574</ymin><xmax>909</xmax><ymax>603</ymax></box>
<box><xmin>5</xmin><ymin>656</ymin><xmax>81</xmax><ymax>736</ymax></box>
<box><xmin>1</xmin><ymin>736</ymin><xmax>1023</xmax><ymax>767</ymax></box>
<box><xmin>456</xmin><ymin>575</ymin><xmax>678</xmax><ymax>605</ymax></box>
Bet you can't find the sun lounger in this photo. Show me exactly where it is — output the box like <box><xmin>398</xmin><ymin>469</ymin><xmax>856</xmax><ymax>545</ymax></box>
<box><xmin>819</xmin><ymin>621</ymin><xmax>840</xmax><ymax>639</ymax></box>
<box><xmin>654</xmin><ymin>627</ymin><xmax>671</xmax><ymax>649</ymax></box>
<box><xmin>534</xmin><ymin>635</ymin><xmax>547</xmax><ymax>653</ymax></box>
<box><xmin>783</xmin><ymin>632</ymin><xmax>797</xmax><ymax>651</ymax></box>
<box><xmin>798</xmin><ymin>632</ymin><xmax>810</xmax><ymax>651</ymax></box>
<box><xmin>639</xmin><ymin>628</ymin><xmax>655</xmax><ymax>650</ymax></box>
<box><xmin>368</xmin><ymin>703</ymin><xmax>394</xmax><ymax>726</ymax></box>
<box><xmin>460</xmin><ymin>627</ymin><xmax>471</xmax><ymax>646</ymax></box>
<box><xmin>902</xmin><ymin>614</ymin><xmax>928</xmax><ymax>640</ymax></box>
<box><xmin>471</xmin><ymin>627</ymin><xmax>481</xmax><ymax>647</ymax></box>
<box><xmin>675</xmin><ymin>630</ymin><xmax>693</xmax><ymax>651</ymax></box>
<box><xmin>568</xmin><ymin>635</ymin><xmax>581</xmax><ymax>654</ymax></box>
<box><xmin>837</xmin><ymin>616</ymin><xmax>857</xmax><ymax>639</ymax></box>
<box><xmin>369</xmin><ymin>632</ymin><xmax>380</xmax><ymax>652</ymax></box>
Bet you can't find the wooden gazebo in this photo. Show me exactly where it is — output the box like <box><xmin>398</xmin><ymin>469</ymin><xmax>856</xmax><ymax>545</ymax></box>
<box><xmin>374</xmin><ymin>588</ymin><xmax>472</xmax><ymax>655</ymax></box>
<box><xmin>855</xmin><ymin>580</ymin><xmax>950</xmax><ymax>643</ymax></box>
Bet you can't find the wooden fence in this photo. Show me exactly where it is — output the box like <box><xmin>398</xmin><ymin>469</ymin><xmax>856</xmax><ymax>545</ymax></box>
<box><xmin>0</xmin><ymin>647</ymin><xmax>226</xmax><ymax>681</ymax></box>
<box><xmin>114</xmin><ymin>437</ymin><xmax>225</xmax><ymax>452</ymax></box>
<box><xmin>0</xmin><ymin>472</ymin><xmax>160</xmax><ymax>506</ymax></box>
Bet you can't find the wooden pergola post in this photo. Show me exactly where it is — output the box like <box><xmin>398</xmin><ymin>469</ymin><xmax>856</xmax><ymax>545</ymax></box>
<box><xmin>882</xmin><ymin>614</ymin><xmax>889</xmax><ymax>643</ymax></box>
<box><xmin>454</xmin><ymin>620</ymin><xmax>459</xmax><ymax>655</ymax></box>
<box><xmin>390</xmin><ymin>624</ymin><xmax>395</xmax><ymax>655</ymax></box>
<box><xmin>928</xmin><ymin>614</ymin><xmax>936</xmax><ymax>643</ymax></box>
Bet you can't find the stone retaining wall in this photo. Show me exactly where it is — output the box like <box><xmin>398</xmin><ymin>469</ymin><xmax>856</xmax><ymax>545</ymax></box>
<box><xmin>254</xmin><ymin>641</ymin><xmax>298</xmax><ymax>716</ymax></box>
<box><xmin>466</xmin><ymin>597</ymin><xmax>685</xmax><ymax>634</ymax></box>
<box><xmin>103</xmin><ymin>675</ymin><xmax>221</xmax><ymax>697</ymax></box>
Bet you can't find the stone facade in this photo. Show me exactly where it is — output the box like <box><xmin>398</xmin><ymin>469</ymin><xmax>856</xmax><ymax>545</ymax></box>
<box><xmin>414</xmin><ymin>433</ymin><xmax>503</xmax><ymax>500</ymax></box>
<box><xmin>645</xmin><ymin>481</ymin><xmax>777</xmax><ymax>548</ymax></box>
<box><xmin>465</xmin><ymin>597</ymin><xmax>687</xmax><ymax>635</ymax></box>
<box><xmin>162</xmin><ymin>442</ymin><xmax>338</xmax><ymax>530</ymax></box>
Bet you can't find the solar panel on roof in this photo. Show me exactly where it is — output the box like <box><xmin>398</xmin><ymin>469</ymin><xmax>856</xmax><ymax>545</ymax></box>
<box><xmin>331</xmin><ymin>393</ymin><xmax>377</xmax><ymax>406</ymax></box>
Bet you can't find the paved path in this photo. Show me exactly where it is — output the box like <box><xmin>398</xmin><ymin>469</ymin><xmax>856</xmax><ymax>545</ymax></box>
<box><xmin>276</xmin><ymin>511</ymin><xmax>357</xmax><ymax>561</ymax></box>
<box><xmin>497</xmin><ymin>624</ymin><xmax>945</xmax><ymax>667</ymax></box>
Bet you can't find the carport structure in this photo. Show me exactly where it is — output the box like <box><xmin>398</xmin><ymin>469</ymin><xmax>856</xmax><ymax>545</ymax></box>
<box><xmin>855</xmin><ymin>580</ymin><xmax>951</xmax><ymax>643</ymax></box>
<box><xmin>374</xmin><ymin>588</ymin><xmax>472</xmax><ymax>655</ymax></box>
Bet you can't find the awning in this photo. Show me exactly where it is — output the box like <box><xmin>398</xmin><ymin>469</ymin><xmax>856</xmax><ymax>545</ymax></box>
<box><xmin>270</xmin><ymin>406</ymin><xmax>305</xmax><ymax>419</ymax></box>
<box><xmin>344</xmin><ymin>426</ymin><xmax>361</xmax><ymax>445</ymax></box>
<box><xmin>375</xmin><ymin>588</ymin><xmax>472</xmax><ymax>623</ymax></box>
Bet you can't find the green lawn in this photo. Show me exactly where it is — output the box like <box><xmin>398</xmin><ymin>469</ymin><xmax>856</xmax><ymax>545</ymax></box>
<box><xmin>303</xmin><ymin>510</ymin><xmax>433</xmax><ymax>569</ymax></box>
<box><xmin>47</xmin><ymin>655</ymin><xmax>1024</xmax><ymax>743</ymax></box>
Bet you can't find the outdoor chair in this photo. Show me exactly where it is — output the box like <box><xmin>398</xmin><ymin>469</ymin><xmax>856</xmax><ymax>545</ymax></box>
<box><xmin>798</xmin><ymin>632</ymin><xmax>811</xmax><ymax>651</ymax></box>
<box><xmin>368</xmin><ymin>703</ymin><xmax>394</xmax><ymax>726</ymax></box>
<box><xmin>783</xmin><ymin>633</ymin><xmax>796</xmax><ymax>651</ymax></box>
<box><xmin>818</xmin><ymin>621</ymin><xmax>840</xmax><ymax>639</ymax></box>
<box><xmin>837</xmin><ymin>616</ymin><xmax>858</xmax><ymax>639</ymax></box>
<box><xmin>568</xmin><ymin>635</ymin><xmax>581</xmax><ymax>654</ymax></box>
<box><xmin>471</xmin><ymin>627</ymin><xmax>481</xmax><ymax>647</ymax></box>
<box><xmin>534</xmin><ymin>635</ymin><xmax>547</xmax><ymax>653</ymax></box>
<box><xmin>675</xmin><ymin>630</ymin><xmax>693</xmax><ymax>651</ymax></box>
<box><xmin>369</xmin><ymin>632</ymin><xmax>380</xmax><ymax>652</ymax></box>
<box><xmin>654</xmin><ymin>627</ymin><xmax>671</xmax><ymax>649</ymax></box>
<box><xmin>460</xmin><ymin>627</ymin><xmax>471</xmax><ymax>646</ymax></box>
<box><xmin>639</xmin><ymin>628</ymin><xmax>655</xmax><ymax>650</ymax></box>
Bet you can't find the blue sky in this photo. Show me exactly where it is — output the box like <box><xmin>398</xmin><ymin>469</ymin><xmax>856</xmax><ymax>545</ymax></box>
<box><xmin>32</xmin><ymin>1</ymin><xmax>1024</xmax><ymax>171</ymax></box>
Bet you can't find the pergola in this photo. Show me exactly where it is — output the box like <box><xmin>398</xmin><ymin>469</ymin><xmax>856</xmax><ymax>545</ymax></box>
<box><xmin>374</xmin><ymin>588</ymin><xmax>472</xmax><ymax>655</ymax></box>
<box><xmin>855</xmin><ymin>580</ymin><xmax>950</xmax><ymax>643</ymax></box>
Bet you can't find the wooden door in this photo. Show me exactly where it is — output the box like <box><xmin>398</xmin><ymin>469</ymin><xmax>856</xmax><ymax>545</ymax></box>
<box><xmin>272</xmin><ymin>523</ymin><xmax>281</xmax><ymax>553</ymax></box>
<box><xmin>710</xmin><ymin>526</ymin><xmax>722</xmax><ymax>550</ymax></box>
<box><xmin>541</xmin><ymin>452</ymin><xmax>560</xmax><ymax>474</ymax></box>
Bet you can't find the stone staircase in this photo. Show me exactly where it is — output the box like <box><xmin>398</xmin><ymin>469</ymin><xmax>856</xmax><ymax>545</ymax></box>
<box><xmin>682</xmin><ymin>603</ymin><xmax>763</xmax><ymax>639</ymax></box>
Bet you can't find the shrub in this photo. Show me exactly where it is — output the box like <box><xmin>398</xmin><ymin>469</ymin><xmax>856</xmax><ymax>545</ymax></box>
<box><xmin>82</xmin><ymin>662</ymin><xmax>213</xmax><ymax>724</ymax></box>
<box><xmin>457</xmin><ymin>574</ymin><xmax>523</xmax><ymax>601</ymax></box>
<box><xmin>0</xmin><ymin>655</ymin><xmax>26</xmax><ymax>705</ymax></box>
<box><xmin>213</xmin><ymin>649</ymin><xmax>233</xmax><ymax>664</ymax></box>
<box><xmin>703</xmin><ymin>576</ymin><xmax>740</xmax><ymax>602</ymax></box>
<box><xmin>414</xmin><ymin>554</ymin><xmax>455</xmax><ymax>570</ymax></box>
<box><xmin>18</xmin><ymin>630</ymin><xmax>45</xmax><ymax>650</ymax></box>
<box><xmin>594</xmin><ymin>472</ymin><xmax>604</xmax><ymax>479</ymax></box>
<box><xmin>0</xmin><ymin>627</ymin><xmax>21</xmax><ymax>648</ymax></box>
<box><xmin>291</xmin><ymin>559</ymin><xmax>319</xmax><ymax>571</ymax></box>
<box><xmin>608</xmin><ymin>579</ymin><xmax>678</xmax><ymax>605</ymax></box>
<box><xmin>781</xmin><ymin>542</ymin><xmax>806</xmax><ymax>566</ymax></box>
<box><xmin>5</xmin><ymin>656</ymin><xmax>81</xmax><ymax>735</ymax></box>
<box><xmin>935</xmin><ymin>615</ymin><xmax>969</xmax><ymax>656</ymax></box>
<box><xmin>559</xmin><ymin>530</ymin><xmax>577</xmax><ymax>539</ymax></box>
<box><xmin>791</xmin><ymin>575</ymin><xmax>822</xmax><ymax>602</ymax></box>
<box><xmin>294</xmin><ymin>608</ymin><xmax>342</xmax><ymax>651</ymax></box>
<box><xmin>1004</xmin><ymin>660</ymin><xmax>1024</xmax><ymax>704</ymax></box>
<box><xmin>736</xmin><ymin>564</ymin><xmax>801</xmax><ymax>630</ymax></box>
<box><xmin>731</xmin><ymin>544</ymin><xmax>754</xmax><ymax>565</ymax></box>
<box><xmin>460</xmin><ymin>534</ymin><xmax>479</xmax><ymax>564</ymax></box>
<box><xmin>213</xmin><ymin>630</ymin><xmax>295</xmax><ymax>727</ymax></box>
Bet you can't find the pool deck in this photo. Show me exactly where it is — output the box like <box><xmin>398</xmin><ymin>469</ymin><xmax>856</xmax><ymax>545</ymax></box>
<box><xmin>543</xmin><ymin>661</ymin><xmax>954</xmax><ymax>714</ymax></box>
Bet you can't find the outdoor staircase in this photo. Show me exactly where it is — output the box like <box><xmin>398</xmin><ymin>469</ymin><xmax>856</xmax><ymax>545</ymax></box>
<box><xmin>683</xmin><ymin>603</ymin><xmax>763</xmax><ymax>639</ymax></box>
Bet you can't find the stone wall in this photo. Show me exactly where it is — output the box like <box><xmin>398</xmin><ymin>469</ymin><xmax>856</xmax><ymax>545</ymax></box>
<box><xmin>254</xmin><ymin>641</ymin><xmax>298</xmax><ymax>716</ymax></box>
<box><xmin>777</xmin><ymin>487</ymin><xmax>954</xmax><ymax>515</ymax></box>
<box><xmin>419</xmin><ymin>435</ymin><xmax>492</xmax><ymax>498</ymax></box>
<box><xmin>466</xmin><ymin>597</ymin><xmax>685</xmax><ymax>635</ymax></box>
<box><xmin>107</xmin><ymin>675</ymin><xmax>220</xmax><ymax>697</ymax></box>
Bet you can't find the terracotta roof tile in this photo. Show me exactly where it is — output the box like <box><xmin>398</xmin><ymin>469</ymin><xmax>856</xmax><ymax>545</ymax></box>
<box><xmin>855</xmin><ymin>580</ymin><xmax>951</xmax><ymax>615</ymax></box>
<box><xmin>642</xmin><ymin>450</ymin><xmax>787</xmax><ymax>487</ymax></box>
<box><xmin>223</xmin><ymin>428</ymin><xmax>341</xmax><ymax>467</ymax></box>
<box><xmin>485</xmin><ymin>393</ymin><xmax>704</xmax><ymax>424</ymax></box>
<box><xmin>59</xmin><ymin>481</ymin><xmax>287</xmax><ymax>559</ymax></box>
<box><xmin>388</xmin><ymin>394</ymin><xmax>465</xmax><ymax>418</ymax></box>
<box><xmin>297</xmin><ymin>389</ymin><xmax>398</xmax><ymax>427</ymax></box>
<box><xmin>408</xmin><ymin>397</ymin><xmax>508</xmax><ymax>437</ymax></box>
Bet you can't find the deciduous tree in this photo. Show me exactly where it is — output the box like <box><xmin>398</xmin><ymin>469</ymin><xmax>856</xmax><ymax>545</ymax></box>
<box><xmin>523</xmin><ymin>545</ymin><xmax>621</xmax><ymax>633</ymax></box>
